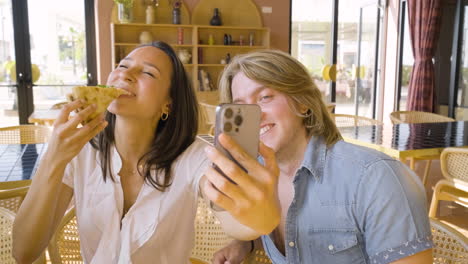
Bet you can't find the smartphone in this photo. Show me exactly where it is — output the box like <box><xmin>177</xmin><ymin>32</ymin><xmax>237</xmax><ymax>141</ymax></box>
<box><xmin>211</xmin><ymin>103</ymin><xmax>261</xmax><ymax>211</ymax></box>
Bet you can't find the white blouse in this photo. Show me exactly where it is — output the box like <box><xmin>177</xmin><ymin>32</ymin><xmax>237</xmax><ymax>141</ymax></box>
<box><xmin>62</xmin><ymin>138</ymin><xmax>210</xmax><ymax>264</ymax></box>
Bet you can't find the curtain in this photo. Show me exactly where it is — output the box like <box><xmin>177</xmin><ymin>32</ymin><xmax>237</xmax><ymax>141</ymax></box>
<box><xmin>406</xmin><ymin>0</ymin><xmax>443</xmax><ymax>112</ymax></box>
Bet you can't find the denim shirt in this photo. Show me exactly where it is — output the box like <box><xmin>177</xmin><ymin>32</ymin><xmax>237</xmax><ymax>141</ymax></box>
<box><xmin>261</xmin><ymin>136</ymin><xmax>433</xmax><ymax>264</ymax></box>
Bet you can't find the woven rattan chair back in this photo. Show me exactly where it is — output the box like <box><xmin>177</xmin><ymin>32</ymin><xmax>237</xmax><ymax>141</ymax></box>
<box><xmin>331</xmin><ymin>114</ymin><xmax>383</xmax><ymax>127</ymax></box>
<box><xmin>0</xmin><ymin>207</ymin><xmax>16</xmax><ymax>264</ymax></box>
<box><xmin>431</xmin><ymin>218</ymin><xmax>468</xmax><ymax>263</ymax></box>
<box><xmin>390</xmin><ymin>111</ymin><xmax>455</xmax><ymax>125</ymax></box>
<box><xmin>0</xmin><ymin>125</ymin><xmax>51</xmax><ymax>144</ymax></box>
<box><xmin>190</xmin><ymin>198</ymin><xmax>232</xmax><ymax>262</ymax></box>
<box><xmin>48</xmin><ymin>208</ymin><xmax>82</xmax><ymax>264</ymax></box>
<box><xmin>0</xmin><ymin>180</ymin><xmax>31</xmax><ymax>213</ymax></box>
<box><xmin>440</xmin><ymin>147</ymin><xmax>468</xmax><ymax>183</ymax></box>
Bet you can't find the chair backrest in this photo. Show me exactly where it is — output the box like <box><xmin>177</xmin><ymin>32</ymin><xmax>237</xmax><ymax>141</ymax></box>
<box><xmin>0</xmin><ymin>125</ymin><xmax>52</xmax><ymax>144</ymax></box>
<box><xmin>199</xmin><ymin>102</ymin><xmax>217</xmax><ymax>135</ymax></box>
<box><xmin>331</xmin><ymin>114</ymin><xmax>383</xmax><ymax>127</ymax></box>
<box><xmin>0</xmin><ymin>207</ymin><xmax>16</xmax><ymax>264</ymax></box>
<box><xmin>440</xmin><ymin>147</ymin><xmax>468</xmax><ymax>184</ymax></box>
<box><xmin>190</xmin><ymin>199</ymin><xmax>232</xmax><ymax>262</ymax></box>
<box><xmin>390</xmin><ymin>111</ymin><xmax>455</xmax><ymax>124</ymax></box>
<box><xmin>50</xmin><ymin>102</ymin><xmax>68</xmax><ymax>110</ymax></box>
<box><xmin>0</xmin><ymin>181</ymin><xmax>31</xmax><ymax>213</ymax></box>
<box><xmin>430</xmin><ymin>218</ymin><xmax>468</xmax><ymax>263</ymax></box>
<box><xmin>48</xmin><ymin>208</ymin><xmax>82</xmax><ymax>264</ymax></box>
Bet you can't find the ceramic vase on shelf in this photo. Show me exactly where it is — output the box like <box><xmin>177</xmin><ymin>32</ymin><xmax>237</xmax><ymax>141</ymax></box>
<box><xmin>139</xmin><ymin>31</ymin><xmax>153</xmax><ymax>44</ymax></box>
<box><xmin>117</xmin><ymin>3</ymin><xmax>133</xmax><ymax>24</ymax></box>
<box><xmin>172</xmin><ymin>7</ymin><xmax>181</xmax><ymax>24</ymax></box>
<box><xmin>146</xmin><ymin>5</ymin><xmax>155</xmax><ymax>24</ymax></box>
<box><xmin>209</xmin><ymin>8</ymin><xmax>222</xmax><ymax>26</ymax></box>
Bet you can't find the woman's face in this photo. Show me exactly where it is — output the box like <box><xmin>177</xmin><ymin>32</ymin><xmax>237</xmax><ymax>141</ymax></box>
<box><xmin>107</xmin><ymin>46</ymin><xmax>173</xmax><ymax>122</ymax></box>
<box><xmin>231</xmin><ymin>72</ymin><xmax>307</xmax><ymax>154</ymax></box>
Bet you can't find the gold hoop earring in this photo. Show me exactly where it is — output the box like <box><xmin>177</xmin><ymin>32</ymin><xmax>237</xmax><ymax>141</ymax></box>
<box><xmin>161</xmin><ymin>112</ymin><xmax>169</xmax><ymax>121</ymax></box>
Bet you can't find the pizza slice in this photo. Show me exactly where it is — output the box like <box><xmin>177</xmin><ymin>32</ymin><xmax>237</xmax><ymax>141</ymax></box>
<box><xmin>67</xmin><ymin>85</ymin><xmax>129</xmax><ymax>122</ymax></box>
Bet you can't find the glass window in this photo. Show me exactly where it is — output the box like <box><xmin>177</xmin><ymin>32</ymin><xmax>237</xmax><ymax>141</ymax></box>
<box><xmin>0</xmin><ymin>0</ymin><xmax>18</xmax><ymax>126</ymax></box>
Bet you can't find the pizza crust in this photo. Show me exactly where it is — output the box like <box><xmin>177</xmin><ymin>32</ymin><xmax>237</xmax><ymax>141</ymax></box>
<box><xmin>68</xmin><ymin>86</ymin><xmax>129</xmax><ymax>122</ymax></box>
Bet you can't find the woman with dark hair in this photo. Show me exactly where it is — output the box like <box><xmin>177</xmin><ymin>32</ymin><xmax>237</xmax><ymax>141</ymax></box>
<box><xmin>12</xmin><ymin>42</ymin><xmax>271</xmax><ymax>264</ymax></box>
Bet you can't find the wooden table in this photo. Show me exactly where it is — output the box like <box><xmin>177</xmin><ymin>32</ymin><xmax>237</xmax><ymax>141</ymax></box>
<box><xmin>0</xmin><ymin>143</ymin><xmax>47</xmax><ymax>182</ymax></box>
<box><xmin>28</xmin><ymin>109</ymin><xmax>61</xmax><ymax>126</ymax></box>
<box><xmin>338</xmin><ymin>121</ymin><xmax>468</xmax><ymax>162</ymax></box>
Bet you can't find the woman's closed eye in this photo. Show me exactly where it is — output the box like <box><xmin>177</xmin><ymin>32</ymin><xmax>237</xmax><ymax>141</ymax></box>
<box><xmin>118</xmin><ymin>64</ymin><xmax>128</xmax><ymax>69</ymax></box>
<box><xmin>143</xmin><ymin>71</ymin><xmax>156</xmax><ymax>78</ymax></box>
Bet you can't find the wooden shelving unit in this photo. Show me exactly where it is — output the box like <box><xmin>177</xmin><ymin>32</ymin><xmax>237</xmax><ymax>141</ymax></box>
<box><xmin>110</xmin><ymin>0</ymin><xmax>269</xmax><ymax>91</ymax></box>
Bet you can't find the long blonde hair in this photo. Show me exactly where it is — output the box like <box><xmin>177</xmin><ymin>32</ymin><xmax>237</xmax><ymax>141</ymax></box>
<box><xmin>218</xmin><ymin>50</ymin><xmax>341</xmax><ymax>146</ymax></box>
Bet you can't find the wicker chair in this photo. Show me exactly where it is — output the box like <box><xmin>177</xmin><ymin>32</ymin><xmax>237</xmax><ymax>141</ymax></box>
<box><xmin>390</xmin><ymin>111</ymin><xmax>455</xmax><ymax>124</ymax></box>
<box><xmin>190</xmin><ymin>198</ymin><xmax>272</xmax><ymax>264</ymax></box>
<box><xmin>50</xmin><ymin>102</ymin><xmax>68</xmax><ymax>110</ymax></box>
<box><xmin>429</xmin><ymin>148</ymin><xmax>468</xmax><ymax>218</ymax></box>
<box><xmin>0</xmin><ymin>180</ymin><xmax>31</xmax><ymax>213</ymax></box>
<box><xmin>331</xmin><ymin>114</ymin><xmax>383</xmax><ymax>127</ymax></box>
<box><xmin>190</xmin><ymin>198</ymin><xmax>233</xmax><ymax>262</ymax></box>
<box><xmin>430</xmin><ymin>217</ymin><xmax>468</xmax><ymax>263</ymax></box>
<box><xmin>0</xmin><ymin>125</ymin><xmax>51</xmax><ymax>144</ymax></box>
<box><xmin>0</xmin><ymin>207</ymin><xmax>16</xmax><ymax>264</ymax></box>
<box><xmin>48</xmin><ymin>208</ymin><xmax>82</xmax><ymax>264</ymax></box>
<box><xmin>390</xmin><ymin>111</ymin><xmax>456</xmax><ymax>186</ymax></box>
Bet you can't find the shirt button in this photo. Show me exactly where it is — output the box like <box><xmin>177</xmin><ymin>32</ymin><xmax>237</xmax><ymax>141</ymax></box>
<box><xmin>288</xmin><ymin>241</ymin><xmax>295</xmax><ymax>247</ymax></box>
<box><xmin>328</xmin><ymin>244</ymin><xmax>334</xmax><ymax>251</ymax></box>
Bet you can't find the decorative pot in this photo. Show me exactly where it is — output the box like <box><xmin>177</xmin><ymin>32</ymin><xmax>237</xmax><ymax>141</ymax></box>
<box><xmin>139</xmin><ymin>31</ymin><xmax>153</xmax><ymax>44</ymax></box>
<box><xmin>210</xmin><ymin>8</ymin><xmax>222</xmax><ymax>26</ymax></box>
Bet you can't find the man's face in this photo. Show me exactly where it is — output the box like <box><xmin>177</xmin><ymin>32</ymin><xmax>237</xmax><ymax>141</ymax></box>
<box><xmin>231</xmin><ymin>72</ymin><xmax>307</xmax><ymax>154</ymax></box>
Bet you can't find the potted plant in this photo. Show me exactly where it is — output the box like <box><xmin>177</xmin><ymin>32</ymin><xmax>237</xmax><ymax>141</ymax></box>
<box><xmin>114</xmin><ymin>0</ymin><xmax>134</xmax><ymax>24</ymax></box>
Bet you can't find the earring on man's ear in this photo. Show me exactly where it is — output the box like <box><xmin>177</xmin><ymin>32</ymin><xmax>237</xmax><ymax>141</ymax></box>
<box><xmin>161</xmin><ymin>111</ymin><xmax>169</xmax><ymax>121</ymax></box>
<box><xmin>303</xmin><ymin>109</ymin><xmax>312</xmax><ymax>116</ymax></box>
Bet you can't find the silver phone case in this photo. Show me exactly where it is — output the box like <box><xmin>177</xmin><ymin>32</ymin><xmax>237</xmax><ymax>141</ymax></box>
<box><xmin>211</xmin><ymin>104</ymin><xmax>261</xmax><ymax>211</ymax></box>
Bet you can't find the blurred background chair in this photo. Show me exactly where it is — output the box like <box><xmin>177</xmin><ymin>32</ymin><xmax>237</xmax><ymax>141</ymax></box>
<box><xmin>430</xmin><ymin>217</ymin><xmax>468</xmax><ymax>263</ymax></box>
<box><xmin>331</xmin><ymin>113</ymin><xmax>383</xmax><ymax>127</ymax></box>
<box><xmin>50</xmin><ymin>102</ymin><xmax>68</xmax><ymax>110</ymax></box>
<box><xmin>0</xmin><ymin>207</ymin><xmax>16</xmax><ymax>264</ymax></box>
<box><xmin>0</xmin><ymin>125</ymin><xmax>51</xmax><ymax>144</ymax></box>
<box><xmin>48</xmin><ymin>208</ymin><xmax>82</xmax><ymax>264</ymax></box>
<box><xmin>0</xmin><ymin>180</ymin><xmax>31</xmax><ymax>213</ymax></box>
<box><xmin>390</xmin><ymin>111</ymin><xmax>455</xmax><ymax>124</ymax></box>
<box><xmin>0</xmin><ymin>183</ymin><xmax>46</xmax><ymax>264</ymax></box>
<box><xmin>429</xmin><ymin>147</ymin><xmax>468</xmax><ymax>218</ymax></box>
<box><xmin>199</xmin><ymin>102</ymin><xmax>216</xmax><ymax>135</ymax></box>
<box><xmin>389</xmin><ymin>111</ymin><xmax>456</xmax><ymax>186</ymax></box>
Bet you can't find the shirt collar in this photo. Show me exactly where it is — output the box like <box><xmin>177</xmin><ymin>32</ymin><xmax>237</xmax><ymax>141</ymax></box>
<box><xmin>299</xmin><ymin>136</ymin><xmax>327</xmax><ymax>180</ymax></box>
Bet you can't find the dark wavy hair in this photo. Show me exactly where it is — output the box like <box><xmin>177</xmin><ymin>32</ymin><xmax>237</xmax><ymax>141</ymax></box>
<box><xmin>90</xmin><ymin>41</ymin><xmax>198</xmax><ymax>191</ymax></box>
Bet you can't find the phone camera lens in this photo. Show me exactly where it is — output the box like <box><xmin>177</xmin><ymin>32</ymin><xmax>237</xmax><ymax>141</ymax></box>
<box><xmin>234</xmin><ymin>115</ymin><xmax>243</xmax><ymax>126</ymax></box>
<box><xmin>223</xmin><ymin>122</ymin><xmax>232</xmax><ymax>132</ymax></box>
<box><xmin>224</xmin><ymin>108</ymin><xmax>233</xmax><ymax>119</ymax></box>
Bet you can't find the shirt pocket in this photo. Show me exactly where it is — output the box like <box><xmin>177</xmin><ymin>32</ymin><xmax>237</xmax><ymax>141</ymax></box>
<box><xmin>308</xmin><ymin>229</ymin><xmax>366</xmax><ymax>264</ymax></box>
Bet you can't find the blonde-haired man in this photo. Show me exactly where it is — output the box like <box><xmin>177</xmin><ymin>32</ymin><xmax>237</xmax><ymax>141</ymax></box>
<box><xmin>203</xmin><ymin>50</ymin><xmax>433</xmax><ymax>264</ymax></box>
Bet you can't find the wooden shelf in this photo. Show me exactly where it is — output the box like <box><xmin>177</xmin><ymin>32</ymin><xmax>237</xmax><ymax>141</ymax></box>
<box><xmin>198</xmin><ymin>45</ymin><xmax>266</xmax><ymax>49</ymax></box>
<box><xmin>114</xmin><ymin>23</ymin><xmax>193</xmax><ymax>28</ymax></box>
<box><xmin>111</xmin><ymin>0</ymin><xmax>269</xmax><ymax>91</ymax></box>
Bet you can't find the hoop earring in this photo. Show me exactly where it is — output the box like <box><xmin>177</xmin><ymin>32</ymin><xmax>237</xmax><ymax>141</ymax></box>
<box><xmin>161</xmin><ymin>112</ymin><xmax>169</xmax><ymax>121</ymax></box>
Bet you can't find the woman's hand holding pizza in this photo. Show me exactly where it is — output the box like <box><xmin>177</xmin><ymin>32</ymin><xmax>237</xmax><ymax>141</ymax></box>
<box><xmin>44</xmin><ymin>100</ymin><xmax>108</xmax><ymax>166</ymax></box>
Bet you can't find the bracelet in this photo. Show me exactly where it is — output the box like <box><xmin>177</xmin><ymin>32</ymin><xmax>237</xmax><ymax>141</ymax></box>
<box><xmin>249</xmin><ymin>240</ymin><xmax>255</xmax><ymax>253</ymax></box>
